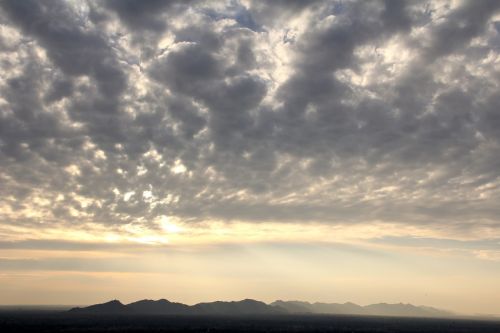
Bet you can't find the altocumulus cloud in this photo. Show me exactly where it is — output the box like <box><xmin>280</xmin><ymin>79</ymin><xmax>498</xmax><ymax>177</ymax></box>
<box><xmin>0</xmin><ymin>0</ymin><xmax>500</xmax><ymax>239</ymax></box>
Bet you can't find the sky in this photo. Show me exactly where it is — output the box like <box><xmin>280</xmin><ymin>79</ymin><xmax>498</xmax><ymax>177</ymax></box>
<box><xmin>0</xmin><ymin>0</ymin><xmax>500</xmax><ymax>315</ymax></box>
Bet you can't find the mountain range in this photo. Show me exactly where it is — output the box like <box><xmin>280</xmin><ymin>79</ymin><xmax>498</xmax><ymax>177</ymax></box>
<box><xmin>271</xmin><ymin>300</ymin><xmax>452</xmax><ymax>317</ymax></box>
<box><xmin>69</xmin><ymin>299</ymin><xmax>452</xmax><ymax>318</ymax></box>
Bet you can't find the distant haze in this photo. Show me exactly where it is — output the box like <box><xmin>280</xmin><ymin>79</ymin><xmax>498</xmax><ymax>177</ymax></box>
<box><xmin>0</xmin><ymin>0</ymin><xmax>499</xmax><ymax>316</ymax></box>
<box><xmin>68</xmin><ymin>299</ymin><xmax>453</xmax><ymax>318</ymax></box>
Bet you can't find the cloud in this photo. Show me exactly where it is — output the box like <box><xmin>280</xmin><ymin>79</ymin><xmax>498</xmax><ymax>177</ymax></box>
<box><xmin>0</xmin><ymin>239</ymin><xmax>155</xmax><ymax>251</ymax></box>
<box><xmin>104</xmin><ymin>0</ymin><xmax>183</xmax><ymax>32</ymax></box>
<box><xmin>0</xmin><ymin>0</ymin><xmax>499</xmax><ymax>242</ymax></box>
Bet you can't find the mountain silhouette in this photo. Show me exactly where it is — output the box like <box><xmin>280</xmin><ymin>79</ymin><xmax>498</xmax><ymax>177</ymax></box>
<box><xmin>69</xmin><ymin>299</ymin><xmax>452</xmax><ymax>318</ymax></box>
<box><xmin>127</xmin><ymin>299</ymin><xmax>190</xmax><ymax>314</ymax></box>
<box><xmin>69</xmin><ymin>299</ymin><xmax>284</xmax><ymax>315</ymax></box>
<box><xmin>192</xmin><ymin>299</ymin><xmax>286</xmax><ymax>315</ymax></box>
<box><xmin>69</xmin><ymin>300</ymin><xmax>130</xmax><ymax>314</ymax></box>
<box><xmin>269</xmin><ymin>300</ymin><xmax>312</xmax><ymax>314</ymax></box>
<box><xmin>271</xmin><ymin>300</ymin><xmax>452</xmax><ymax>317</ymax></box>
<box><xmin>363</xmin><ymin>303</ymin><xmax>452</xmax><ymax>317</ymax></box>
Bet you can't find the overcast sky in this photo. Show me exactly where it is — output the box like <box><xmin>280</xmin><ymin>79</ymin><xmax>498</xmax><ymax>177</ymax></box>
<box><xmin>1</xmin><ymin>0</ymin><xmax>500</xmax><ymax>314</ymax></box>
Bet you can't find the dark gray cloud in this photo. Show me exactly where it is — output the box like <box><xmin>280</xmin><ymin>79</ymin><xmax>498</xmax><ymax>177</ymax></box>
<box><xmin>423</xmin><ymin>0</ymin><xmax>500</xmax><ymax>61</ymax></box>
<box><xmin>0</xmin><ymin>0</ymin><xmax>500</xmax><ymax>236</ymax></box>
<box><xmin>104</xmin><ymin>0</ymin><xmax>192</xmax><ymax>32</ymax></box>
<box><xmin>1</xmin><ymin>0</ymin><xmax>126</xmax><ymax>97</ymax></box>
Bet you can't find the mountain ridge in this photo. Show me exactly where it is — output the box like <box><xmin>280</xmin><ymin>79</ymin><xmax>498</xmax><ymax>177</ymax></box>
<box><xmin>69</xmin><ymin>299</ymin><xmax>452</xmax><ymax>318</ymax></box>
<box><xmin>272</xmin><ymin>300</ymin><xmax>452</xmax><ymax>317</ymax></box>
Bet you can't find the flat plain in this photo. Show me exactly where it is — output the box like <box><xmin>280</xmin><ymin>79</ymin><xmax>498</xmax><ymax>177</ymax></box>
<box><xmin>1</xmin><ymin>311</ymin><xmax>499</xmax><ymax>333</ymax></box>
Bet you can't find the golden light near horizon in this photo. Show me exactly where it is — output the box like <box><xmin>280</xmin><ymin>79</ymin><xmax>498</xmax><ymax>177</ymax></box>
<box><xmin>1</xmin><ymin>0</ymin><xmax>500</xmax><ymax>318</ymax></box>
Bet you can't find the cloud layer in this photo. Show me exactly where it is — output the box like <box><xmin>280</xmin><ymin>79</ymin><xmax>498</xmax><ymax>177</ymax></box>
<box><xmin>1</xmin><ymin>0</ymin><xmax>500</xmax><ymax>239</ymax></box>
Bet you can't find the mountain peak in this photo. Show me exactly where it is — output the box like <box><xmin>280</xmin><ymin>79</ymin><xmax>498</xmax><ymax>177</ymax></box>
<box><xmin>127</xmin><ymin>298</ymin><xmax>189</xmax><ymax>314</ymax></box>
<box><xmin>69</xmin><ymin>299</ymin><xmax>127</xmax><ymax>314</ymax></box>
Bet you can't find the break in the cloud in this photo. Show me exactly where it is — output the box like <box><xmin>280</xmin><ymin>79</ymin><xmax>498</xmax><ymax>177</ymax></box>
<box><xmin>0</xmin><ymin>0</ymin><xmax>500</xmax><ymax>313</ymax></box>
